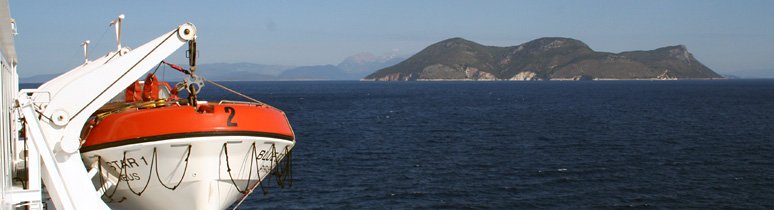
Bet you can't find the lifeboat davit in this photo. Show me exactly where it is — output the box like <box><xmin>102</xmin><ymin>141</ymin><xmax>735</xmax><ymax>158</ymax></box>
<box><xmin>80</xmin><ymin>73</ymin><xmax>295</xmax><ymax>210</ymax></box>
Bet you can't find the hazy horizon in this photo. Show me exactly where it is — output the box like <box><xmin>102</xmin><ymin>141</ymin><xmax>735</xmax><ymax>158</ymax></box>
<box><xmin>11</xmin><ymin>0</ymin><xmax>774</xmax><ymax>78</ymax></box>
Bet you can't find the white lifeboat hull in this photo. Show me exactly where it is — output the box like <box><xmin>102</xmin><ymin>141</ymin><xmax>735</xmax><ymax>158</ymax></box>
<box><xmin>81</xmin><ymin>135</ymin><xmax>294</xmax><ymax>210</ymax></box>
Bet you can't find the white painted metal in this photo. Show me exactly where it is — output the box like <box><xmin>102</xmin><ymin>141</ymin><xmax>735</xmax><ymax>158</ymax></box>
<box><xmin>0</xmin><ymin>0</ymin><xmax>15</xmax><ymax>64</ymax></box>
<box><xmin>81</xmin><ymin>136</ymin><xmax>294</xmax><ymax>210</ymax></box>
<box><xmin>15</xmin><ymin>23</ymin><xmax>197</xmax><ymax>210</ymax></box>
<box><xmin>81</xmin><ymin>40</ymin><xmax>90</xmax><ymax>64</ymax></box>
<box><xmin>0</xmin><ymin>0</ymin><xmax>33</xmax><ymax>209</ymax></box>
<box><xmin>0</xmin><ymin>8</ymin><xmax>198</xmax><ymax>209</ymax></box>
<box><xmin>1</xmin><ymin>1</ymin><xmax>295</xmax><ymax>209</ymax></box>
<box><xmin>110</xmin><ymin>14</ymin><xmax>125</xmax><ymax>53</ymax></box>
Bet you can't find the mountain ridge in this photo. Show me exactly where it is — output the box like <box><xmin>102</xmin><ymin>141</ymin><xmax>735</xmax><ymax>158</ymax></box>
<box><xmin>364</xmin><ymin>37</ymin><xmax>722</xmax><ymax>81</ymax></box>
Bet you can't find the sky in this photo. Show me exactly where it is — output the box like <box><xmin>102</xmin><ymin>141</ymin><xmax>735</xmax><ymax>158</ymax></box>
<box><xmin>10</xmin><ymin>0</ymin><xmax>774</xmax><ymax>77</ymax></box>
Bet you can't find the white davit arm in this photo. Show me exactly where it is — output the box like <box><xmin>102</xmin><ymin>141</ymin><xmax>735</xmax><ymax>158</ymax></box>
<box><xmin>16</xmin><ymin>23</ymin><xmax>196</xmax><ymax>210</ymax></box>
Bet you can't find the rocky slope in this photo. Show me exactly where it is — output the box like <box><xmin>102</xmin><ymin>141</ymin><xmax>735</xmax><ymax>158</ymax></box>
<box><xmin>364</xmin><ymin>37</ymin><xmax>722</xmax><ymax>81</ymax></box>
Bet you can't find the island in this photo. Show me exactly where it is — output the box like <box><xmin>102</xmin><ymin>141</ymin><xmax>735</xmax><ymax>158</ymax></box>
<box><xmin>363</xmin><ymin>37</ymin><xmax>722</xmax><ymax>81</ymax></box>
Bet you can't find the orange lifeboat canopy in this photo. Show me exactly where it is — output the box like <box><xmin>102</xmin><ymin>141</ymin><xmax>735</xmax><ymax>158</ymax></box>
<box><xmin>82</xmin><ymin>102</ymin><xmax>294</xmax><ymax>152</ymax></box>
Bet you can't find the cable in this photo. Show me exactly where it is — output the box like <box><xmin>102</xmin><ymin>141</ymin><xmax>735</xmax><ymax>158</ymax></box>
<box><xmin>204</xmin><ymin>78</ymin><xmax>263</xmax><ymax>104</ymax></box>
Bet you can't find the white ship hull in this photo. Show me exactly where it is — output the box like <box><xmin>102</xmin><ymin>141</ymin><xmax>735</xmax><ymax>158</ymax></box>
<box><xmin>81</xmin><ymin>135</ymin><xmax>294</xmax><ymax>210</ymax></box>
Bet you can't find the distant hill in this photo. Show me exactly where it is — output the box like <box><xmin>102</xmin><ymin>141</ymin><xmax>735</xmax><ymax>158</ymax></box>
<box><xmin>195</xmin><ymin>63</ymin><xmax>291</xmax><ymax>81</ymax></box>
<box><xmin>18</xmin><ymin>53</ymin><xmax>406</xmax><ymax>83</ymax></box>
<box><xmin>720</xmin><ymin>69</ymin><xmax>774</xmax><ymax>79</ymax></box>
<box><xmin>279</xmin><ymin>65</ymin><xmax>345</xmax><ymax>80</ymax></box>
<box><xmin>169</xmin><ymin>54</ymin><xmax>405</xmax><ymax>81</ymax></box>
<box><xmin>337</xmin><ymin>52</ymin><xmax>404</xmax><ymax>79</ymax></box>
<box><xmin>192</xmin><ymin>54</ymin><xmax>405</xmax><ymax>81</ymax></box>
<box><xmin>20</xmin><ymin>73</ymin><xmax>61</xmax><ymax>83</ymax></box>
<box><xmin>720</xmin><ymin>74</ymin><xmax>740</xmax><ymax>79</ymax></box>
<box><xmin>364</xmin><ymin>37</ymin><xmax>723</xmax><ymax>81</ymax></box>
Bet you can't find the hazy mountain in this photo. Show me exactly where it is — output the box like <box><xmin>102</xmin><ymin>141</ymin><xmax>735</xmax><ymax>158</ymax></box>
<box><xmin>195</xmin><ymin>63</ymin><xmax>292</xmax><ymax>81</ymax></box>
<box><xmin>337</xmin><ymin>52</ymin><xmax>405</xmax><ymax>79</ymax></box>
<box><xmin>20</xmin><ymin>73</ymin><xmax>61</xmax><ymax>83</ymax></box>
<box><xmin>719</xmin><ymin>74</ymin><xmax>740</xmax><ymax>79</ymax></box>
<box><xmin>720</xmin><ymin>69</ymin><xmax>774</xmax><ymax>78</ymax></box>
<box><xmin>183</xmin><ymin>55</ymin><xmax>404</xmax><ymax>81</ymax></box>
<box><xmin>278</xmin><ymin>65</ymin><xmax>345</xmax><ymax>80</ymax></box>
<box><xmin>364</xmin><ymin>37</ymin><xmax>723</xmax><ymax>81</ymax></box>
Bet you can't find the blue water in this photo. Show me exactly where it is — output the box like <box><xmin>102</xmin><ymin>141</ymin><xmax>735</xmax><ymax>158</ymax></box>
<box><xmin>197</xmin><ymin>80</ymin><xmax>774</xmax><ymax>209</ymax></box>
<box><xmin>26</xmin><ymin>80</ymin><xmax>774</xmax><ymax>209</ymax></box>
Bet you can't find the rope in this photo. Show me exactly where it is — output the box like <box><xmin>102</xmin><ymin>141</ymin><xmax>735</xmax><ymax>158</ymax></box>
<box><xmin>264</xmin><ymin>144</ymin><xmax>277</xmax><ymax>188</ymax></box>
<box><xmin>272</xmin><ymin>145</ymin><xmax>293</xmax><ymax>188</ymax></box>
<box><xmin>13</xmin><ymin>135</ymin><xmax>28</xmax><ymax>187</ymax></box>
<box><xmin>204</xmin><ymin>78</ymin><xmax>263</xmax><ymax>104</ymax></box>
<box><xmin>256</xmin><ymin>144</ymin><xmax>275</xmax><ymax>195</ymax></box>
<box><xmin>161</xmin><ymin>60</ymin><xmax>264</xmax><ymax>104</ymax></box>
<box><xmin>283</xmin><ymin>146</ymin><xmax>293</xmax><ymax>188</ymax></box>
<box><xmin>95</xmin><ymin>99</ymin><xmax>171</xmax><ymax>121</ymax></box>
<box><xmin>97</xmin><ymin>156</ymin><xmax>106</xmax><ymax>194</ymax></box>
<box><xmin>154</xmin><ymin>145</ymin><xmax>192</xmax><ymax>190</ymax></box>
<box><xmin>230</xmin><ymin>143</ymin><xmax>294</xmax><ymax>210</ymax></box>
<box><xmin>231</xmin><ymin>143</ymin><xmax>263</xmax><ymax>210</ymax></box>
<box><xmin>96</xmin><ymin>145</ymin><xmax>191</xmax><ymax>201</ymax></box>
<box><xmin>73</xmin><ymin>28</ymin><xmax>178</xmax><ymax>121</ymax></box>
<box><xmin>90</xmin><ymin>26</ymin><xmax>111</xmax><ymax>60</ymax></box>
<box><xmin>257</xmin><ymin>144</ymin><xmax>294</xmax><ymax>194</ymax></box>
<box><xmin>92</xmin><ymin>141</ymin><xmax>292</xmax><ymax>208</ymax></box>
<box><xmin>98</xmin><ymin>155</ymin><xmax>126</xmax><ymax>203</ymax></box>
<box><xmin>151</xmin><ymin>62</ymin><xmax>163</xmax><ymax>75</ymax></box>
<box><xmin>32</xmin><ymin>104</ymin><xmax>53</xmax><ymax>122</ymax></box>
<box><xmin>222</xmin><ymin>143</ymin><xmax>257</xmax><ymax>194</ymax></box>
<box><xmin>123</xmin><ymin>150</ymin><xmax>154</xmax><ymax>196</ymax></box>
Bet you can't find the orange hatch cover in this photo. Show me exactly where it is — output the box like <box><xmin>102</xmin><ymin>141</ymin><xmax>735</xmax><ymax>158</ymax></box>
<box><xmin>83</xmin><ymin>103</ymin><xmax>294</xmax><ymax>149</ymax></box>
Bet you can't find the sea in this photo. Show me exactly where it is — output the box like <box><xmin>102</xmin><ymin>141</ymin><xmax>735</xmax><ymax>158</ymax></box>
<box><xmin>197</xmin><ymin>80</ymin><xmax>774</xmax><ymax>209</ymax></box>
<box><xmin>24</xmin><ymin>80</ymin><xmax>774</xmax><ymax>209</ymax></box>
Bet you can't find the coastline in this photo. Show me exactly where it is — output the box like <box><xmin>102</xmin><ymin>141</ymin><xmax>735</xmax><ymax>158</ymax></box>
<box><xmin>360</xmin><ymin>77</ymin><xmax>728</xmax><ymax>82</ymax></box>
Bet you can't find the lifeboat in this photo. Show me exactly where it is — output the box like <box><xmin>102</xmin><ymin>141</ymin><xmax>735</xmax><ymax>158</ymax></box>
<box><xmin>80</xmin><ymin>70</ymin><xmax>295</xmax><ymax>210</ymax></box>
